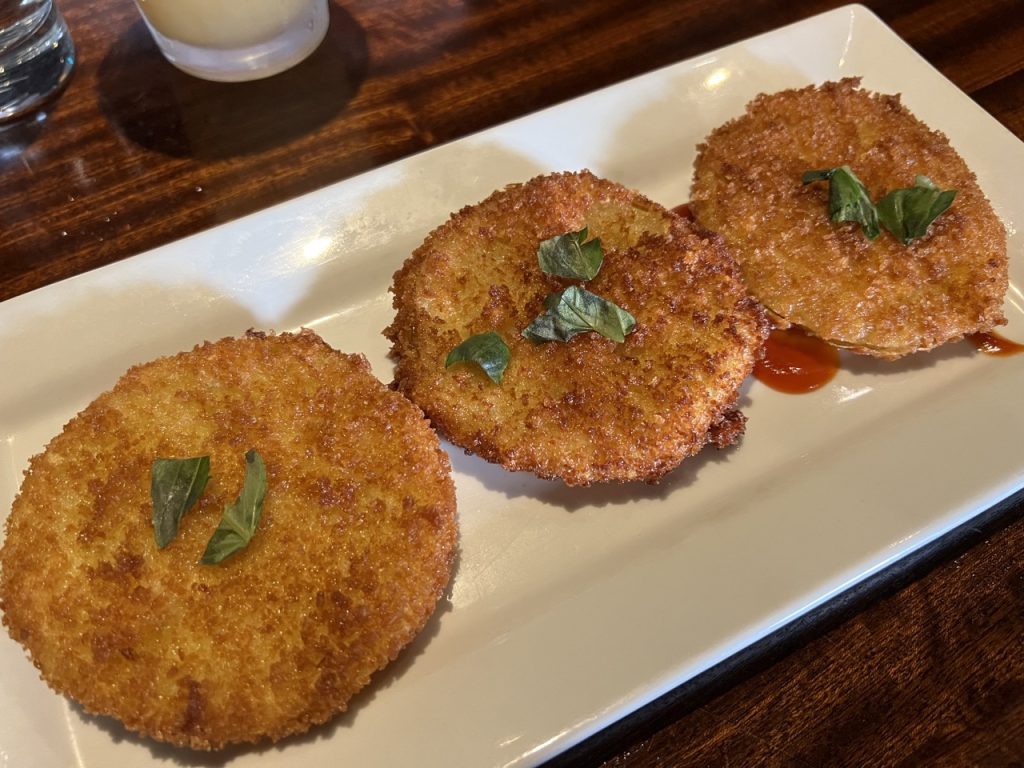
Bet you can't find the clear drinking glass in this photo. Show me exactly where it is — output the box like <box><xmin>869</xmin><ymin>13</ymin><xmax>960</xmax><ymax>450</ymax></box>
<box><xmin>0</xmin><ymin>0</ymin><xmax>75</xmax><ymax>121</ymax></box>
<box><xmin>133</xmin><ymin>0</ymin><xmax>329</xmax><ymax>82</ymax></box>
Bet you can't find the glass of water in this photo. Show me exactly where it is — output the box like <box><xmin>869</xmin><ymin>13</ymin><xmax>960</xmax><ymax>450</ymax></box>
<box><xmin>133</xmin><ymin>0</ymin><xmax>329</xmax><ymax>82</ymax></box>
<box><xmin>0</xmin><ymin>0</ymin><xmax>75</xmax><ymax>121</ymax></box>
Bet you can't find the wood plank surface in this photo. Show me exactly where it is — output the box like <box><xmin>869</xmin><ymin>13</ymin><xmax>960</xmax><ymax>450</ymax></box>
<box><xmin>1</xmin><ymin>0</ymin><xmax>1022</xmax><ymax>765</ymax></box>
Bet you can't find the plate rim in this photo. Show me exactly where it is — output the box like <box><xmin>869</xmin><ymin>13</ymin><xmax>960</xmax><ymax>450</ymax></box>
<box><xmin>1</xmin><ymin>4</ymin><xmax>1023</xmax><ymax>767</ymax></box>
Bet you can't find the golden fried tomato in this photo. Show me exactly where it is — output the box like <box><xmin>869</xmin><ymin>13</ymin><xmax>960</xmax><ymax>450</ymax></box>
<box><xmin>387</xmin><ymin>171</ymin><xmax>768</xmax><ymax>486</ymax></box>
<box><xmin>691</xmin><ymin>78</ymin><xmax>1007</xmax><ymax>358</ymax></box>
<box><xmin>0</xmin><ymin>330</ymin><xmax>457</xmax><ymax>749</ymax></box>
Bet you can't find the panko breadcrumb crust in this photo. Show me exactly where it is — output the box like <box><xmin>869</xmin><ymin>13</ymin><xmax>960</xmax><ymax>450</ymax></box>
<box><xmin>387</xmin><ymin>171</ymin><xmax>769</xmax><ymax>486</ymax></box>
<box><xmin>0</xmin><ymin>330</ymin><xmax>457</xmax><ymax>750</ymax></box>
<box><xmin>690</xmin><ymin>78</ymin><xmax>1008</xmax><ymax>358</ymax></box>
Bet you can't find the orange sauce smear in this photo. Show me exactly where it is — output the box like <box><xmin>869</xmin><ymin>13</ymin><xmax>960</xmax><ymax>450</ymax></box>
<box><xmin>967</xmin><ymin>330</ymin><xmax>1024</xmax><ymax>357</ymax></box>
<box><xmin>754</xmin><ymin>327</ymin><xmax>840</xmax><ymax>394</ymax></box>
<box><xmin>671</xmin><ymin>203</ymin><xmax>693</xmax><ymax>220</ymax></box>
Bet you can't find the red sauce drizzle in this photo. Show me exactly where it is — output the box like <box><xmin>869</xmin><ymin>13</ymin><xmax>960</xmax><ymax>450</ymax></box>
<box><xmin>671</xmin><ymin>203</ymin><xmax>693</xmax><ymax>220</ymax></box>
<box><xmin>967</xmin><ymin>331</ymin><xmax>1024</xmax><ymax>357</ymax></box>
<box><xmin>754</xmin><ymin>327</ymin><xmax>840</xmax><ymax>394</ymax></box>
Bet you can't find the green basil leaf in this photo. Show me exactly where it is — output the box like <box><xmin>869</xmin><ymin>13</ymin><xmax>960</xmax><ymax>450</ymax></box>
<box><xmin>542</xmin><ymin>291</ymin><xmax>563</xmax><ymax>311</ymax></box>
<box><xmin>876</xmin><ymin>175</ymin><xmax>957</xmax><ymax>245</ymax></box>
<box><xmin>522</xmin><ymin>285</ymin><xmax>636</xmax><ymax>344</ymax></box>
<box><xmin>445</xmin><ymin>331</ymin><xmax>510</xmax><ymax>384</ymax></box>
<box><xmin>537</xmin><ymin>226</ymin><xmax>605</xmax><ymax>280</ymax></box>
<box><xmin>200</xmin><ymin>449</ymin><xmax>267</xmax><ymax>565</ymax></box>
<box><xmin>803</xmin><ymin>165</ymin><xmax>880</xmax><ymax>240</ymax></box>
<box><xmin>801</xmin><ymin>169</ymin><xmax>834</xmax><ymax>184</ymax></box>
<box><xmin>521</xmin><ymin>310</ymin><xmax>570</xmax><ymax>342</ymax></box>
<box><xmin>151</xmin><ymin>456</ymin><xmax>210</xmax><ymax>549</ymax></box>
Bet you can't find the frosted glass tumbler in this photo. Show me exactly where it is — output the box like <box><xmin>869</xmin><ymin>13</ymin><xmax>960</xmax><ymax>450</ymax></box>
<box><xmin>0</xmin><ymin>0</ymin><xmax>75</xmax><ymax>120</ymax></box>
<box><xmin>133</xmin><ymin>0</ymin><xmax>328</xmax><ymax>82</ymax></box>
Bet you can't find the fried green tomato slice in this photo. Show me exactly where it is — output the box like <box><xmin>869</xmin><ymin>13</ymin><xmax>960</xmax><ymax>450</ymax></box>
<box><xmin>387</xmin><ymin>171</ymin><xmax>769</xmax><ymax>486</ymax></box>
<box><xmin>691</xmin><ymin>78</ymin><xmax>1008</xmax><ymax>358</ymax></box>
<box><xmin>0</xmin><ymin>330</ymin><xmax>457</xmax><ymax>750</ymax></box>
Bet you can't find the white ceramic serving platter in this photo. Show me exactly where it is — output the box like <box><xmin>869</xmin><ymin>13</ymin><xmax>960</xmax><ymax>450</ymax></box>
<box><xmin>2</xmin><ymin>4</ymin><xmax>1022</xmax><ymax>766</ymax></box>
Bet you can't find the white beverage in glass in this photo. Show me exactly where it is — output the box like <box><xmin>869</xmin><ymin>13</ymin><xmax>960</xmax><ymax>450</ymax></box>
<box><xmin>134</xmin><ymin>0</ymin><xmax>328</xmax><ymax>82</ymax></box>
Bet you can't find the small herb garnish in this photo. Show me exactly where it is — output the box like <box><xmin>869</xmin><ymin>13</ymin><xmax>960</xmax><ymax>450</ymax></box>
<box><xmin>522</xmin><ymin>285</ymin><xmax>636</xmax><ymax>343</ymax></box>
<box><xmin>876</xmin><ymin>175</ymin><xmax>957</xmax><ymax>245</ymax></box>
<box><xmin>200</xmin><ymin>449</ymin><xmax>267</xmax><ymax>566</ymax></box>
<box><xmin>537</xmin><ymin>226</ymin><xmax>604</xmax><ymax>280</ymax></box>
<box><xmin>802</xmin><ymin>165</ymin><xmax>880</xmax><ymax>239</ymax></box>
<box><xmin>445</xmin><ymin>228</ymin><xmax>631</xmax><ymax>385</ymax></box>
<box><xmin>151</xmin><ymin>456</ymin><xmax>210</xmax><ymax>549</ymax></box>
<box><xmin>445</xmin><ymin>331</ymin><xmax>510</xmax><ymax>384</ymax></box>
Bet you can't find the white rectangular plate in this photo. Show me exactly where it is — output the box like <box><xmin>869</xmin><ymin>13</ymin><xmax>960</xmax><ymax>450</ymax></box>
<box><xmin>2</xmin><ymin>5</ymin><xmax>1023</xmax><ymax>766</ymax></box>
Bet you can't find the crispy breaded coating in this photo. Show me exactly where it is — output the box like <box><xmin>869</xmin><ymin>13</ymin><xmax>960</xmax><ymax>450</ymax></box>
<box><xmin>0</xmin><ymin>330</ymin><xmax>457</xmax><ymax>750</ymax></box>
<box><xmin>691</xmin><ymin>78</ymin><xmax>1008</xmax><ymax>358</ymax></box>
<box><xmin>387</xmin><ymin>171</ymin><xmax>768</xmax><ymax>486</ymax></box>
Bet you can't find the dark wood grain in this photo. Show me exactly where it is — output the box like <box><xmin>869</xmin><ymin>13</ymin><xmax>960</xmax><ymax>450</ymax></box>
<box><xmin>2</xmin><ymin>0</ymin><xmax>1023</xmax><ymax>765</ymax></box>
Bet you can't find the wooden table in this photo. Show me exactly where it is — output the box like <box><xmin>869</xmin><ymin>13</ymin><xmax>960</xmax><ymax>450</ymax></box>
<box><xmin>3</xmin><ymin>0</ymin><xmax>1022</xmax><ymax>764</ymax></box>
